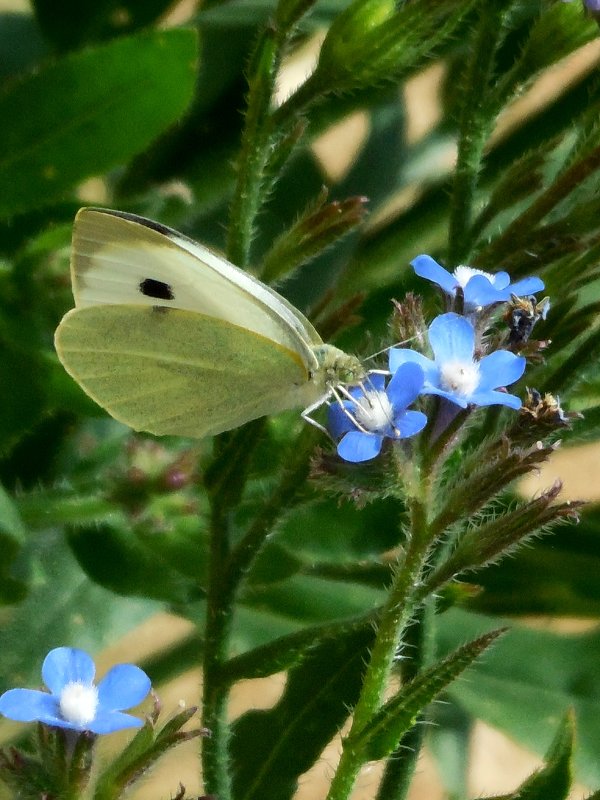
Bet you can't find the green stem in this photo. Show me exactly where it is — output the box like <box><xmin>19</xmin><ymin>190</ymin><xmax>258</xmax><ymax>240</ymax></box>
<box><xmin>375</xmin><ymin>601</ymin><xmax>436</xmax><ymax>800</ymax></box>
<box><xmin>205</xmin><ymin>419</ymin><xmax>267</xmax><ymax>508</ymax></box>
<box><xmin>226</xmin><ymin>25</ymin><xmax>283</xmax><ymax>268</ymax></box>
<box><xmin>326</xmin><ymin>493</ymin><xmax>432</xmax><ymax>800</ymax></box>
<box><xmin>447</xmin><ymin>6</ymin><xmax>509</xmax><ymax>266</ymax></box>
<box><xmin>201</xmin><ymin>504</ymin><xmax>234</xmax><ymax>799</ymax></box>
<box><xmin>421</xmin><ymin>404</ymin><xmax>471</xmax><ymax>475</ymax></box>
<box><xmin>201</xmin><ymin>427</ymin><xmax>317</xmax><ymax>796</ymax></box>
<box><xmin>271</xmin><ymin>71</ymin><xmax>325</xmax><ymax>130</ymax></box>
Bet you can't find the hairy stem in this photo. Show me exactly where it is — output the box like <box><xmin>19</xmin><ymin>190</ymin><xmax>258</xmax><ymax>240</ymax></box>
<box><xmin>201</xmin><ymin>504</ymin><xmax>234</xmax><ymax>799</ymax></box>
<box><xmin>447</xmin><ymin>6</ymin><xmax>509</xmax><ymax>266</ymax></box>
<box><xmin>201</xmin><ymin>427</ymin><xmax>317</xmax><ymax>795</ymax></box>
<box><xmin>326</xmin><ymin>491</ymin><xmax>433</xmax><ymax>800</ymax></box>
<box><xmin>375</xmin><ymin>601</ymin><xmax>436</xmax><ymax>800</ymax></box>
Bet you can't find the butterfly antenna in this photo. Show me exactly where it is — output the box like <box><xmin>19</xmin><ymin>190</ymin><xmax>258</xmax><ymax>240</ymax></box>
<box><xmin>364</xmin><ymin>333</ymin><xmax>421</xmax><ymax>363</ymax></box>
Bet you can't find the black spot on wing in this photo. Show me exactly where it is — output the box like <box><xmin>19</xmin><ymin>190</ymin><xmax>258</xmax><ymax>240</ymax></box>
<box><xmin>140</xmin><ymin>277</ymin><xmax>175</xmax><ymax>300</ymax></box>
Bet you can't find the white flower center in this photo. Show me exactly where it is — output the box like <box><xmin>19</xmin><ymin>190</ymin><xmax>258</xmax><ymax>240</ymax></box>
<box><xmin>353</xmin><ymin>390</ymin><xmax>393</xmax><ymax>433</ymax></box>
<box><xmin>452</xmin><ymin>265</ymin><xmax>494</xmax><ymax>289</ymax></box>
<box><xmin>59</xmin><ymin>681</ymin><xmax>99</xmax><ymax>727</ymax></box>
<box><xmin>439</xmin><ymin>360</ymin><xmax>480</xmax><ymax>398</ymax></box>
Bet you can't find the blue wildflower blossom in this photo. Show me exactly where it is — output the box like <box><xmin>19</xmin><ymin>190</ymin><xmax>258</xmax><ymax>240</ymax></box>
<box><xmin>0</xmin><ymin>647</ymin><xmax>151</xmax><ymax>734</ymax></box>
<box><xmin>412</xmin><ymin>254</ymin><xmax>544</xmax><ymax>310</ymax></box>
<box><xmin>389</xmin><ymin>313</ymin><xmax>526</xmax><ymax>410</ymax></box>
<box><xmin>328</xmin><ymin>363</ymin><xmax>427</xmax><ymax>462</ymax></box>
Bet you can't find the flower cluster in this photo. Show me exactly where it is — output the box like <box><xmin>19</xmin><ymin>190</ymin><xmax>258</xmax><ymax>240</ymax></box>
<box><xmin>0</xmin><ymin>647</ymin><xmax>151</xmax><ymax>735</ymax></box>
<box><xmin>328</xmin><ymin>255</ymin><xmax>545</xmax><ymax>462</ymax></box>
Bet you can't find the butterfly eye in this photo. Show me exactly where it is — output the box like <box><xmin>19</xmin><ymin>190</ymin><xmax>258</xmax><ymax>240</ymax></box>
<box><xmin>139</xmin><ymin>278</ymin><xmax>175</xmax><ymax>301</ymax></box>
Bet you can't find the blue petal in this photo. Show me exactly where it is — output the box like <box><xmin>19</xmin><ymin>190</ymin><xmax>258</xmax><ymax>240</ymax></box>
<box><xmin>389</xmin><ymin>348</ymin><xmax>436</xmax><ymax>383</ymax></box>
<box><xmin>42</xmin><ymin>648</ymin><xmax>95</xmax><ymax>695</ymax></box>
<box><xmin>0</xmin><ymin>688</ymin><xmax>60</xmax><ymax>723</ymax></box>
<box><xmin>491</xmin><ymin>271</ymin><xmax>511</xmax><ymax>290</ymax></box>
<box><xmin>470</xmin><ymin>389</ymin><xmax>522</xmax><ymax>409</ymax></box>
<box><xmin>328</xmin><ymin>401</ymin><xmax>357</xmax><ymax>438</ymax></box>
<box><xmin>97</xmin><ymin>664</ymin><xmax>151</xmax><ymax>712</ymax></box>
<box><xmin>428</xmin><ymin>313</ymin><xmax>475</xmax><ymax>364</ymax></box>
<box><xmin>394</xmin><ymin>410</ymin><xmax>428</xmax><ymax>438</ymax></box>
<box><xmin>478</xmin><ymin>351</ymin><xmax>526</xmax><ymax>391</ymax></box>
<box><xmin>337</xmin><ymin>431</ymin><xmax>383</xmax><ymax>462</ymax></box>
<box><xmin>88</xmin><ymin>708</ymin><xmax>144</xmax><ymax>734</ymax></box>
<box><xmin>463</xmin><ymin>275</ymin><xmax>504</xmax><ymax>308</ymax></box>
<box><xmin>422</xmin><ymin>386</ymin><xmax>469</xmax><ymax>408</ymax></box>
<box><xmin>362</xmin><ymin>373</ymin><xmax>386</xmax><ymax>393</ymax></box>
<box><xmin>386</xmin><ymin>362</ymin><xmax>424</xmax><ymax>411</ymax></box>
<box><xmin>508</xmin><ymin>276</ymin><xmax>545</xmax><ymax>296</ymax></box>
<box><xmin>411</xmin><ymin>255</ymin><xmax>457</xmax><ymax>293</ymax></box>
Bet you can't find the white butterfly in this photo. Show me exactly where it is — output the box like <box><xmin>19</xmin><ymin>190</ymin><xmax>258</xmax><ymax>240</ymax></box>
<box><xmin>54</xmin><ymin>208</ymin><xmax>365</xmax><ymax>438</ymax></box>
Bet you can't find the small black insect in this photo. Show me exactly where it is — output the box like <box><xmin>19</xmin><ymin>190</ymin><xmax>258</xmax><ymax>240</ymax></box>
<box><xmin>139</xmin><ymin>277</ymin><xmax>174</xmax><ymax>301</ymax></box>
<box><xmin>505</xmin><ymin>293</ymin><xmax>550</xmax><ymax>347</ymax></box>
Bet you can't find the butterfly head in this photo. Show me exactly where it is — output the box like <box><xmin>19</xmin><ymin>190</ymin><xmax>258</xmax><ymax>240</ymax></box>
<box><xmin>314</xmin><ymin>345</ymin><xmax>366</xmax><ymax>389</ymax></box>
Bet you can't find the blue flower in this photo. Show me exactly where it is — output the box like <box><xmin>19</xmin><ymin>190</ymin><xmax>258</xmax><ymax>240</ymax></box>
<box><xmin>412</xmin><ymin>254</ymin><xmax>544</xmax><ymax>310</ymax></box>
<box><xmin>328</xmin><ymin>363</ymin><xmax>427</xmax><ymax>462</ymax></box>
<box><xmin>389</xmin><ymin>313</ymin><xmax>526</xmax><ymax>410</ymax></box>
<box><xmin>0</xmin><ymin>647</ymin><xmax>151</xmax><ymax>734</ymax></box>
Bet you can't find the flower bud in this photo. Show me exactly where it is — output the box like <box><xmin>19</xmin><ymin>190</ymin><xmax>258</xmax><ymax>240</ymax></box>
<box><xmin>315</xmin><ymin>0</ymin><xmax>398</xmax><ymax>90</ymax></box>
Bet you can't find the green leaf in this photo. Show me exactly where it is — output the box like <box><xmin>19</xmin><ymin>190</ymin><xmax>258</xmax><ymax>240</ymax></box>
<box><xmin>94</xmin><ymin>705</ymin><xmax>206</xmax><ymax>800</ymax></box>
<box><xmin>492</xmin><ymin>3</ymin><xmax>598</xmax><ymax>112</ymax></box>
<box><xmin>504</xmin><ymin>709</ymin><xmax>574</xmax><ymax>800</ymax></box>
<box><xmin>221</xmin><ymin>612</ymin><xmax>377</xmax><ymax>683</ymax></box>
<box><xmin>241</xmin><ymin>573</ymin><xmax>382</xmax><ymax>624</ymax></box>
<box><xmin>230</xmin><ymin>623</ymin><xmax>375</xmax><ymax>800</ymax></box>
<box><xmin>264</xmin><ymin>495</ymin><xmax>405</xmax><ymax>564</ymax></box>
<box><xmin>468</xmin><ymin>504</ymin><xmax>600</xmax><ymax>617</ymax></box>
<box><xmin>67</xmin><ymin>521</ymin><xmax>204</xmax><ymax>604</ymax></box>
<box><xmin>31</xmin><ymin>0</ymin><xmax>179</xmax><ymax>50</ymax></box>
<box><xmin>438</xmin><ymin>609</ymin><xmax>600</xmax><ymax>787</ymax></box>
<box><xmin>0</xmin><ymin>28</ymin><xmax>198</xmax><ymax>216</ymax></box>
<box><xmin>351</xmin><ymin>628</ymin><xmax>505</xmax><ymax>761</ymax></box>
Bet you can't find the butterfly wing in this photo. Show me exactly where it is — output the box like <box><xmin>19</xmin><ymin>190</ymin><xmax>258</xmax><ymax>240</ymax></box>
<box><xmin>70</xmin><ymin>208</ymin><xmax>322</xmax><ymax>368</ymax></box>
<box><xmin>55</xmin><ymin>304</ymin><xmax>317</xmax><ymax>438</ymax></box>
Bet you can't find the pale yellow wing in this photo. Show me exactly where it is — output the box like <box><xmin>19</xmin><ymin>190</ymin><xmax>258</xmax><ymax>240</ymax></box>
<box><xmin>55</xmin><ymin>304</ymin><xmax>320</xmax><ymax>438</ymax></box>
<box><xmin>70</xmin><ymin>208</ymin><xmax>322</xmax><ymax>368</ymax></box>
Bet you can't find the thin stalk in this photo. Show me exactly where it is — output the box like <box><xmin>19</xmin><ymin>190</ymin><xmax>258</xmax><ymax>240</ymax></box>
<box><xmin>202</xmin><ymin>426</ymin><xmax>317</xmax><ymax>796</ymax></box>
<box><xmin>271</xmin><ymin>71</ymin><xmax>325</xmax><ymax>129</ymax></box>
<box><xmin>325</xmin><ymin>494</ymin><xmax>433</xmax><ymax>800</ymax></box>
<box><xmin>447</xmin><ymin>6</ymin><xmax>509</xmax><ymax>266</ymax></box>
<box><xmin>421</xmin><ymin>404</ymin><xmax>471</xmax><ymax>475</ymax></box>
<box><xmin>375</xmin><ymin>601</ymin><xmax>436</xmax><ymax>800</ymax></box>
<box><xmin>201</xmin><ymin>504</ymin><xmax>234</xmax><ymax>799</ymax></box>
<box><xmin>226</xmin><ymin>25</ymin><xmax>283</xmax><ymax>269</ymax></box>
